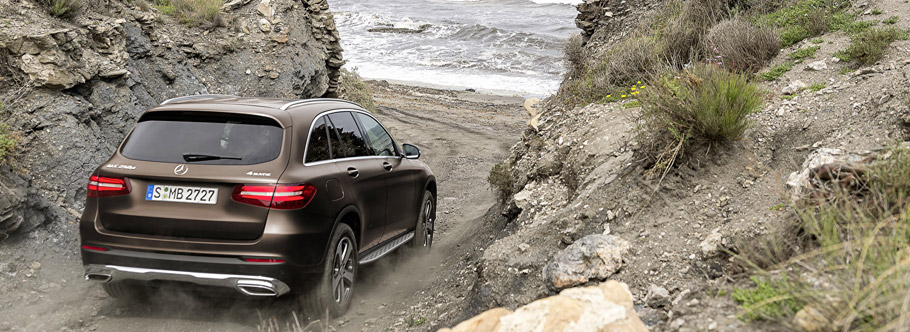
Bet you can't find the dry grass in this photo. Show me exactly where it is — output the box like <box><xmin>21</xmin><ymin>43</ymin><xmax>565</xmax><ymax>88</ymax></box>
<box><xmin>733</xmin><ymin>146</ymin><xmax>910</xmax><ymax>331</ymax></box>
<box><xmin>488</xmin><ymin>161</ymin><xmax>514</xmax><ymax>201</ymax></box>
<box><xmin>155</xmin><ymin>0</ymin><xmax>224</xmax><ymax>28</ymax></box>
<box><xmin>39</xmin><ymin>0</ymin><xmax>83</xmax><ymax>18</ymax></box>
<box><xmin>704</xmin><ymin>17</ymin><xmax>780</xmax><ymax>72</ymax></box>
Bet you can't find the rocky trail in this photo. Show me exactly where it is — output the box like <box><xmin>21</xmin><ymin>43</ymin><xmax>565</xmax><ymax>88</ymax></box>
<box><xmin>0</xmin><ymin>83</ymin><xmax>527</xmax><ymax>332</ymax></box>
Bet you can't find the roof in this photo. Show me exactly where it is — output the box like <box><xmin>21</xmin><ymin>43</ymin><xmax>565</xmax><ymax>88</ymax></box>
<box><xmin>146</xmin><ymin>95</ymin><xmax>366</xmax><ymax>127</ymax></box>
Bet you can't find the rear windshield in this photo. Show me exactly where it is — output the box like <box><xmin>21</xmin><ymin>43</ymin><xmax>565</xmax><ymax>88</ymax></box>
<box><xmin>120</xmin><ymin>111</ymin><xmax>284</xmax><ymax>165</ymax></box>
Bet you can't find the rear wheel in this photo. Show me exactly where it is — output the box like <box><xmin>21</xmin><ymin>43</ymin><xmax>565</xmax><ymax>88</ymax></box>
<box><xmin>300</xmin><ymin>223</ymin><xmax>358</xmax><ymax>318</ymax></box>
<box><xmin>410</xmin><ymin>190</ymin><xmax>435</xmax><ymax>252</ymax></box>
<box><xmin>102</xmin><ymin>282</ymin><xmax>146</xmax><ymax>299</ymax></box>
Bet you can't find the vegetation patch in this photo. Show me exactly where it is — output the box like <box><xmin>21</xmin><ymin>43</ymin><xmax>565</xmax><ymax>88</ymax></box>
<box><xmin>0</xmin><ymin>123</ymin><xmax>15</xmax><ymax>162</ymax></box>
<box><xmin>883</xmin><ymin>16</ymin><xmax>899</xmax><ymax>25</ymax></box>
<box><xmin>844</xmin><ymin>27</ymin><xmax>909</xmax><ymax>66</ymax></box>
<box><xmin>39</xmin><ymin>0</ymin><xmax>83</xmax><ymax>18</ymax></box>
<box><xmin>787</xmin><ymin>46</ymin><xmax>820</xmax><ymax>62</ymax></box>
<box><xmin>735</xmin><ymin>146</ymin><xmax>910</xmax><ymax>330</ymax></box>
<box><xmin>639</xmin><ymin>64</ymin><xmax>763</xmax><ymax>175</ymax></box>
<box><xmin>337</xmin><ymin>69</ymin><xmax>376</xmax><ymax>113</ymax></box>
<box><xmin>154</xmin><ymin>0</ymin><xmax>224</xmax><ymax>28</ymax></box>
<box><xmin>732</xmin><ymin>276</ymin><xmax>804</xmax><ymax>321</ymax></box>
<box><xmin>704</xmin><ymin>17</ymin><xmax>780</xmax><ymax>73</ymax></box>
<box><xmin>808</xmin><ymin>82</ymin><xmax>826</xmax><ymax>92</ymax></box>
<box><xmin>488</xmin><ymin>162</ymin><xmax>514</xmax><ymax>201</ymax></box>
<box><xmin>759</xmin><ymin>62</ymin><xmax>794</xmax><ymax>81</ymax></box>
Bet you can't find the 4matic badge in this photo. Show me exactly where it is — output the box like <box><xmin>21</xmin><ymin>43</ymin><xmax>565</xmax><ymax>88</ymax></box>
<box><xmin>246</xmin><ymin>171</ymin><xmax>271</xmax><ymax>177</ymax></box>
<box><xmin>105</xmin><ymin>164</ymin><xmax>136</xmax><ymax>170</ymax></box>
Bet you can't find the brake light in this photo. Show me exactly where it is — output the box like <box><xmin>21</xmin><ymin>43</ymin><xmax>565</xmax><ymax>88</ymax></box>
<box><xmin>81</xmin><ymin>245</ymin><xmax>109</xmax><ymax>252</ymax></box>
<box><xmin>242</xmin><ymin>258</ymin><xmax>285</xmax><ymax>263</ymax></box>
<box><xmin>231</xmin><ymin>183</ymin><xmax>317</xmax><ymax>210</ymax></box>
<box><xmin>87</xmin><ymin>175</ymin><xmax>131</xmax><ymax>197</ymax></box>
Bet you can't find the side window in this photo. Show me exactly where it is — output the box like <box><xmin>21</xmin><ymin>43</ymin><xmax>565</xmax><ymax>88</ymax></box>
<box><xmin>327</xmin><ymin>112</ymin><xmax>372</xmax><ymax>158</ymax></box>
<box><xmin>305</xmin><ymin>117</ymin><xmax>331</xmax><ymax>163</ymax></box>
<box><xmin>355</xmin><ymin>113</ymin><xmax>397</xmax><ymax>157</ymax></box>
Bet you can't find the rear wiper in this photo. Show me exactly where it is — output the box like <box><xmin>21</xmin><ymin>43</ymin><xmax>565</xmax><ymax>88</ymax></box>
<box><xmin>182</xmin><ymin>153</ymin><xmax>243</xmax><ymax>162</ymax></box>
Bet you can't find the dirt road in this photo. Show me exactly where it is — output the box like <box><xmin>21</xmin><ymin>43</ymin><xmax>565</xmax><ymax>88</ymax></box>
<box><xmin>0</xmin><ymin>83</ymin><xmax>527</xmax><ymax>332</ymax></box>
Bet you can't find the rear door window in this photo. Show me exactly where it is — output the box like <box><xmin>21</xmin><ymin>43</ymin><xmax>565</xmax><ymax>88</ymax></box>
<box><xmin>355</xmin><ymin>113</ymin><xmax>397</xmax><ymax>157</ymax></box>
<box><xmin>327</xmin><ymin>112</ymin><xmax>372</xmax><ymax>158</ymax></box>
<box><xmin>306</xmin><ymin>117</ymin><xmax>332</xmax><ymax>163</ymax></box>
<box><xmin>120</xmin><ymin>111</ymin><xmax>283</xmax><ymax>165</ymax></box>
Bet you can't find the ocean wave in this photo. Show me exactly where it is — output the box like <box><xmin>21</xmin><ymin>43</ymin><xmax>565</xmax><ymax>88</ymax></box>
<box><xmin>527</xmin><ymin>0</ymin><xmax>582</xmax><ymax>4</ymax></box>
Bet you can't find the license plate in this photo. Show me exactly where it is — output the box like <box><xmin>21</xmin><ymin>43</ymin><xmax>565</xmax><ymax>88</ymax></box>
<box><xmin>145</xmin><ymin>185</ymin><xmax>218</xmax><ymax>204</ymax></box>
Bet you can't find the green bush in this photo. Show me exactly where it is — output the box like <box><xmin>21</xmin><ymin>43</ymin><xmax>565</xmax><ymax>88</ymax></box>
<box><xmin>639</xmin><ymin>64</ymin><xmax>763</xmax><ymax>172</ymax></box>
<box><xmin>883</xmin><ymin>16</ymin><xmax>899</xmax><ymax>25</ymax></box>
<box><xmin>488</xmin><ymin>162</ymin><xmax>513</xmax><ymax>201</ymax></box>
<box><xmin>808</xmin><ymin>82</ymin><xmax>825</xmax><ymax>92</ymax></box>
<box><xmin>845</xmin><ymin>27</ymin><xmax>909</xmax><ymax>66</ymax></box>
<box><xmin>338</xmin><ymin>69</ymin><xmax>376</xmax><ymax>113</ymax></box>
<box><xmin>704</xmin><ymin>17</ymin><xmax>780</xmax><ymax>73</ymax></box>
<box><xmin>732</xmin><ymin>276</ymin><xmax>804</xmax><ymax>321</ymax></box>
<box><xmin>39</xmin><ymin>0</ymin><xmax>83</xmax><ymax>18</ymax></box>
<box><xmin>758</xmin><ymin>0</ymin><xmax>858</xmax><ymax>47</ymax></box>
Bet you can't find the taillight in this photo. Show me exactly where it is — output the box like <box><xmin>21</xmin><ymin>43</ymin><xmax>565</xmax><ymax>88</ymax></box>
<box><xmin>87</xmin><ymin>175</ymin><xmax>131</xmax><ymax>197</ymax></box>
<box><xmin>231</xmin><ymin>183</ymin><xmax>317</xmax><ymax>210</ymax></box>
<box><xmin>242</xmin><ymin>257</ymin><xmax>285</xmax><ymax>263</ymax></box>
<box><xmin>81</xmin><ymin>245</ymin><xmax>109</xmax><ymax>251</ymax></box>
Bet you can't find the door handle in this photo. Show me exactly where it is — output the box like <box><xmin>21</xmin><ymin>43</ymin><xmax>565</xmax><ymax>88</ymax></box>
<box><xmin>347</xmin><ymin>167</ymin><xmax>359</xmax><ymax>178</ymax></box>
<box><xmin>382</xmin><ymin>162</ymin><xmax>393</xmax><ymax>171</ymax></box>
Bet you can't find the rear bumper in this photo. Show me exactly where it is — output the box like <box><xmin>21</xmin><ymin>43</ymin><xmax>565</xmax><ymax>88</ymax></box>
<box><xmin>84</xmin><ymin>264</ymin><xmax>290</xmax><ymax>297</ymax></box>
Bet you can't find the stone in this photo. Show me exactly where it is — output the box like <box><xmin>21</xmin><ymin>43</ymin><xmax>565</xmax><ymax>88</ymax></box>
<box><xmin>806</xmin><ymin>60</ymin><xmax>827</xmax><ymax>71</ymax></box>
<box><xmin>99</xmin><ymin>68</ymin><xmax>129</xmax><ymax>78</ymax></box>
<box><xmin>793</xmin><ymin>306</ymin><xmax>833</xmax><ymax>332</ymax></box>
<box><xmin>786</xmin><ymin>148</ymin><xmax>869</xmax><ymax>202</ymax></box>
<box><xmin>782</xmin><ymin>80</ymin><xmax>808</xmax><ymax>95</ymax></box>
<box><xmin>670</xmin><ymin>318</ymin><xmax>685</xmax><ymax>330</ymax></box>
<box><xmin>544</xmin><ymin>234</ymin><xmax>631</xmax><ymax>290</ymax></box>
<box><xmin>699</xmin><ymin>232</ymin><xmax>723</xmax><ymax>256</ymax></box>
<box><xmin>512</xmin><ymin>189</ymin><xmax>532</xmax><ymax>210</ymax></box>
<box><xmin>258</xmin><ymin>18</ymin><xmax>272</xmax><ymax>32</ymax></box>
<box><xmin>439</xmin><ymin>281</ymin><xmax>648</xmax><ymax>332</ymax></box>
<box><xmin>645</xmin><ymin>284</ymin><xmax>670</xmax><ymax>308</ymax></box>
<box><xmin>29</xmin><ymin>261</ymin><xmax>41</xmax><ymax>270</ymax></box>
<box><xmin>257</xmin><ymin>0</ymin><xmax>274</xmax><ymax>17</ymax></box>
<box><xmin>635</xmin><ymin>307</ymin><xmax>666</xmax><ymax>328</ymax></box>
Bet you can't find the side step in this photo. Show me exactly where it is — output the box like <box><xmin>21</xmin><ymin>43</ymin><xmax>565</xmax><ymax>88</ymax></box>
<box><xmin>358</xmin><ymin>231</ymin><xmax>414</xmax><ymax>265</ymax></box>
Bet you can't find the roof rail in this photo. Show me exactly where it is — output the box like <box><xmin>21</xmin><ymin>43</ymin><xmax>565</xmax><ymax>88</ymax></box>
<box><xmin>279</xmin><ymin>98</ymin><xmax>363</xmax><ymax>111</ymax></box>
<box><xmin>160</xmin><ymin>94</ymin><xmax>238</xmax><ymax>105</ymax></box>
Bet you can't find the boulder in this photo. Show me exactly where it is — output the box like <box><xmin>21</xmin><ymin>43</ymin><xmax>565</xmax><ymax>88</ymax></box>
<box><xmin>699</xmin><ymin>231</ymin><xmax>724</xmax><ymax>256</ymax></box>
<box><xmin>782</xmin><ymin>80</ymin><xmax>808</xmax><ymax>95</ymax></box>
<box><xmin>544</xmin><ymin>234</ymin><xmax>631</xmax><ymax>290</ymax></box>
<box><xmin>786</xmin><ymin>148</ymin><xmax>870</xmax><ymax>202</ymax></box>
<box><xmin>645</xmin><ymin>284</ymin><xmax>670</xmax><ymax>308</ymax></box>
<box><xmin>439</xmin><ymin>281</ymin><xmax>648</xmax><ymax>332</ymax></box>
<box><xmin>806</xmin><ymin>60</ymin><xmax>827</xmax><ymax>71</ymax></box>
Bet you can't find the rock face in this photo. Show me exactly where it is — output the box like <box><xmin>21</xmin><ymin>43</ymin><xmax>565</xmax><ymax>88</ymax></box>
<box><xmin>0</xmin><ymin>0</ymin><xmax>343</xmax><ymax>237</ymax></box>
<box><xmin>544</xmin><ymin>234</ymin><xmax>631</xmax><ymax>291</ymax></box>
<box><xmin>440</xmin><ymin>281</ymin><xmax>648</xmax><ymax>332</ymax></box>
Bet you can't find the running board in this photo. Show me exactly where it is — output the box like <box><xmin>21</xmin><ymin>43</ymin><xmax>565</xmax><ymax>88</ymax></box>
<box><xmin>358</xmin><ymin>231</ymin><xmax>414</xmax><ymax>265</ymax></box>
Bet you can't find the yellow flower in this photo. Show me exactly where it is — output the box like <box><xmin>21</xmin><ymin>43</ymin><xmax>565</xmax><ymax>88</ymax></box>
<box><xmin>637</xmin><ymin>81</ymin><xmax>642</xmax><ymax>84</ymax></box>
<box><xmin>621</xmin><ymin>94</ymin><xmax>627</xmax><ymax>98</ymax></box>
<box><xmin>606</xmin><ymin>95</ymin><xmax>611</xmax><ymax>98</ymax></box>
<box><xmin>631</xmin><ymin>87</ymin><xmax>636</xmax><ymax>91</ymax></box>
<box><xmin>640</xmin><ymin>86</ymin><xmax>646</xmax><ymax>89</ymax></box>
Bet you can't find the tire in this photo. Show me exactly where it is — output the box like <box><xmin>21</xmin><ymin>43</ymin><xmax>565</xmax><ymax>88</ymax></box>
<box><xmin>410</xmin><ymin>190</ymin><xmax>435</xmax><ymax>252</ymax></box>
<box><xmin>300</xmin><ymin>223</ymin><xmax>358</xmax><ymax>318</ymax></box>
<box><xmin>102</xmin><ymin>282</ymin><xmax>146</xmax><ymax>299</ymax></box>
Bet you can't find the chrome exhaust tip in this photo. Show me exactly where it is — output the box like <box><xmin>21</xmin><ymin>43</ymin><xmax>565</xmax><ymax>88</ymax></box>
<box><xmin>85</xmin><ymin>272</ymin><xmax>112</xmax><ymax>283</ymax></box>
<box><xmin>236</xmin><ymin>280</ymin><xmax>279</xmax><ymax>297</ymax></box>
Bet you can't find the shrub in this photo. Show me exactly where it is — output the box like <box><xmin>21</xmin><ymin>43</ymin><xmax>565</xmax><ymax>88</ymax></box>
<box><xmin>883</xmin><ymin>16</ymin><xmax>899</xmax><ymax>25</ymax></box>
<box><xmin>337</xmin><ymin>69</ymin><xmax>376</xmax><ymax>113</ymax></box>
<box><xmin>704</xmin><ymin>17</ymin><xmax>780</xmax><ymax>73</ymax></box>
<box><xmin>732</xmin><ymin>276</ymin><xmax>804</xmax><ymax>321</ymax></box>
<box><xmin>39</xmin><ymin>0</ymin><xmax>83</xmax><ymax>18</ymax></box>
<box><xmin>558</xmin><ymin>37</ymin><xmax>659</xmax><ymax>108</ymax></box>
<box><xmin>488</xmin><ymin>162</ymin><xmax>513</xmax><ymax>201</ymax></box>
<box><xmin>657</xmin><ymin>0</ymin><xmax>728</xmax><ymax>65</ymax></box>
<box><xmin>734</xmin><ymin>146</ymin><xmax>910</xmax><ymax>329</ymax></box>
<box><xmin>563</xmin><ymin>34</ymin><xmax>587</xmax><ymax>83</ymax></box>
<box><xmin>639</xmin><ymin>64</ymin><xmax>763</xmax><ymax>173</ymax></box>
<box><xmin>845</xmin><ymin>27</ymin><xmax>909</xmax><ymax>66</ymax></box>
<box><xmin>808</xmin><ymin>82</ymin><xmax>825</xmax><ymax>92</ymax></box>
<box><xmin>758</xmin><ymin>0</ymin><xmax>852</xmax><ymax>47</ymax></box>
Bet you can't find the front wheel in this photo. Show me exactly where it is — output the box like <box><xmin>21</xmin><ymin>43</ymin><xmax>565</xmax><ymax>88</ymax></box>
<box><xmin>299</xmin><ymin>223</ymin><xmax>358</xmax><ymax>318</ymax></box>
<box><xmin>410</xmin><ymin>190</ymin><xmax>435</xmax><ymax>251</ymax></box>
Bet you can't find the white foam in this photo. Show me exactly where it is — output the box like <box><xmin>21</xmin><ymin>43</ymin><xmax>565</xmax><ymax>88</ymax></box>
<box><xmin>346</xmin><ymin>62</ymin><xmax>559</xmax><ymax>97</ymax></box>
<box><xmin>528</xmin><ymin>0</ymin><xmax>582</xmax><ymax>5</ymax></box>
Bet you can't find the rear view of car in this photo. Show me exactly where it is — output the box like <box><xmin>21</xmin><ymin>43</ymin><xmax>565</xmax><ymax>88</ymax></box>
<box><xmin>80</xmin><ymin>96</ymin><xmax>437</xmax><ymax>317</ymax></box>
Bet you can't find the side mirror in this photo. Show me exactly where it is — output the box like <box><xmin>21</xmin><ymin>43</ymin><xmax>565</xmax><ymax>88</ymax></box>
<box><xmin>402</xmin><ymin>144</ymin><xmax>421</xmax><ymax>159</ymax></box>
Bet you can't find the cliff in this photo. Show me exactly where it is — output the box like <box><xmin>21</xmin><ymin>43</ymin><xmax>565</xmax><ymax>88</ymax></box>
<box><xmin>0</xmin><ymin>0</ymin><xmax>343</xmax><ymax>239</ymax></box>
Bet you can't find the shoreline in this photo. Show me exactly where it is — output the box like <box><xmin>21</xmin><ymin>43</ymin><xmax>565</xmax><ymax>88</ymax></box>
<box><xmin>365</xmin><ymin>79</ymin><xmax>532</xmax><ymax>107</ymax></box>
<box><xmin>363</xmin><ymin>76</ymin><xmax>554</xmax><ymax>100</ymax></box>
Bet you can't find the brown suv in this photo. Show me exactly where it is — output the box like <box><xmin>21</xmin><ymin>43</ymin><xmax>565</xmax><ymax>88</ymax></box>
<box><xmin>79</xmin><ymin>95</ymin><xmax>436</xmax><ymax>316</ymax></box>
